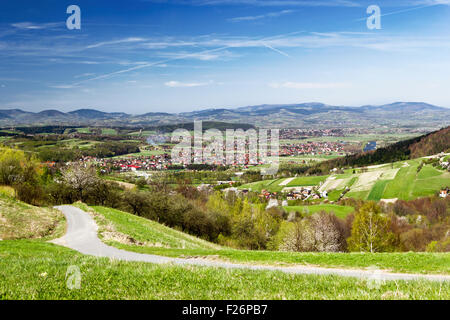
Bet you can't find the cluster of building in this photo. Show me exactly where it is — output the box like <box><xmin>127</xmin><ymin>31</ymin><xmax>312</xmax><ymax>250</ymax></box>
<box><xmin>280</xmin><ymin>141</ymin><xmax>346</xmax><ymax>157</ymax></box>
<box><xmin>439</xmin><ymin>158</ymin><xmax>449</xmax><ymax>170</ymax></box>
<box><xmin>77</xmin><ymin>154</ymin><xmax>172</xmax><ymax>172</ymax></box>
<box><xmin>283</xmin><ymin>187</ymin><xmax>327</xmax><ymax>201</ymax></box>
<box><xmin>279</xmin><ymin>128</ymin><xmax>369</xmax><ymax>140</ymax></box>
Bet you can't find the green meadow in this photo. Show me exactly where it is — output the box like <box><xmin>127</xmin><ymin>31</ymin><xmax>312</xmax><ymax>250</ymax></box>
<box><xmin>283</xmin><ymin>204</ymin><xmax>355</xmax><ymax>219</ymax></box>
<box><xmin>2</xmin><ymin>240</ymin><xmax>449</xmax><ymax>300</ymax></box>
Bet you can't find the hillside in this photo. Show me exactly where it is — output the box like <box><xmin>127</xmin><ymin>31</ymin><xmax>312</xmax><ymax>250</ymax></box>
<box><xmin>242</xmin><ymin>157</ymin><xmax>449</xmax><ymax>201</ymax></box>
<box><xmin>1</xmin><ymin>102</ymin><xmax>449</xmax><ymax>129</ymax></box>
<box><xmin>69</xmin><ymin>204</ymin><xmax>450</xmax><ymax>275</ymax></box>
<box><xmin>75</xmin><ymin>203</ymin><xmax>221</xmax><ymax>250</ymax></box>
<box><xmin>0</xmin><ymin>191</ymin><xmax>65</xmax><ymax>240</ymax></box>
<box><xmin>409</xmin><ymin>126</ymin><xmax>450</xmax><ymax>158</ymax></box>
<box><xmin>315</xmin><ymin>126</ymin><xmax>450</xmax><ymax>172</ymax></box>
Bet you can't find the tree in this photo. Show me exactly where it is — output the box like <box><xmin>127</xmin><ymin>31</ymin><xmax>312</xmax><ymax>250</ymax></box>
<box><xmin>0</xmin><ymin>147</ymin><xmax>44</xmax><ymax>204</ymax></box>
<box><xmin>0</xmin><ymin>147</ymin><xmax>27</xmax><ymax>185</ymax></box>
<box><xmin>122</xmin><ymin>190</ymin><xmax>150</xmax><ymax>216</ymax></box>
<box><xmin>347</xmin><ymin>202</ymin><xmax>396</xmax><ymax>253</ymax></box>
<box><xmin>60</xmin><ymin>164</ymin><xmax>99</xmax><ymax>202</ymax></box>
<box><xmin>281</xmin><ymin>212</ymin><xmax>346</xmax><ymax>252</ymax></box>
<box><xmin>280</xmin><ymin>219</ymin><xmax>314</xmax><ymax>252</ymax></box>
<box><xmin>309</xmin><ymin>211</ymin><xmax>346</xmax><ymax>252</ymax></box>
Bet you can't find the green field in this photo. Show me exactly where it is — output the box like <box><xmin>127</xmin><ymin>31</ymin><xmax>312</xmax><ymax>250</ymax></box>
<box><xmin>2</xmin><ymin>240</ymin><xmax>448</xmax><ymax>300</ymax></box>
<box><xmin>283</xmin><ymin>204</ymin><xmax>355</xmax><ymax>219</ymax></box>
<box><xmin>113</xmin><ymin>149</ymin><xmax>166</xmax><ymax>159</ymax></box>
<box><xmin>239</xmin><ymin>175</ymin><xmax>329</xmax><ymax>193</ymax></box>
<box><xmin>245</xmin><ymin>157</ymin><xmax>449</xmax><ymax>202</ymax></box>
<box><xmin>76</xmin><ymin>127</ymin><xmax>91</xmax><ymax>134</ymax></box>
<box><xmin>334</xmin><ymin>159</ymin><xmax>449</xmax><ymax>201</ymax></box>
<box><xmin>101</xmin><ymin>128</ymin><xmax>117</xmax><ymax>135</ymax></box>
<box><xmin>286</xmin><ymin>175</ymin><xmax>329</xmax><ymax>187</ymax></box>
<box><xmin>241</xmin><ymin>157</ymin><xmax>448</xmax><ymax>201</ymax></box>
<box><xmin>367</xmin><ymin>180</ymin><xmax>390</xmax><ymax>201</ymax></box>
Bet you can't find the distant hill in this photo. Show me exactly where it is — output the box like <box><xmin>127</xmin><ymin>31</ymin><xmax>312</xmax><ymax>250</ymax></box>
<box><xmin>315</xmin><ymin>126</ymin><xmax>450</xmax><ymax>172</ymax></box>
<box><xmin>69</xmin><ymin>109</ymin><xmax>129</xmax><ymax>119</ymax></box>
<box><xmin>0</xmin><ymin>102</ymin><xmax>449</xmax><ymax>129</ymax></box>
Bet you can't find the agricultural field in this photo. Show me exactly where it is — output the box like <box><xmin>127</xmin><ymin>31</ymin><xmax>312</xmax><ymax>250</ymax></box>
<box><xmin>244</xmin><ymin>157</ymin><xmax>449</xmax><ymax>202</ymax></box>
<box><xmin>113</xmin><ymin>149</ymin><xmax>166</xmax><ymax>159</ymax></box>
<box><xmin>283</xmin><ymin>204</ymin><xmax>355</xmax><ymax>219</ymax></box>
<box><xmin>101</xmin><ymin>128</ymin><xmax>117</xmax><ymax>135</ymax></box>
<box><xmin>76</xmin><ymin>127</ymin><xmax>91</xmax><ymax>134</ymax></box>
<box><xmin>239</xmin><ymin>175</ymin><xmax>329</xmax><ymax>193</ymax></box>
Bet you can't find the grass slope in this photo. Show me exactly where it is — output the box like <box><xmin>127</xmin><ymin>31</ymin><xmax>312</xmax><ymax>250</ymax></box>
<box><xmin>75</xmin><ymin>203</ymin><xmax>220</xmax><ymax>250</ymax></box>
<box><xmin>1</xmin><ymin>240</ymin><xmax>449</xmax><ymax>300</ymax></box>
<box><xmin>80</xmin><ymin>205</ymin><xmax>450</xmax><ymax>275</ymax></box>
<box><xmin>0</xmin><ymin>193</ymin><xmax>65</xmax><ymax>240</ymax></box>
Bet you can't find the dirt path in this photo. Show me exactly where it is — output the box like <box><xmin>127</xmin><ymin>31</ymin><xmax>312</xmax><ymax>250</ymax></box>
<box><xmin>279</xmin><ymin>177</ymin><xmax>295</xmax><ymax>186</ymax></box>
<box><xmin>53</xmin><ymin>205</ymin><xmax>450</xmax><ymax>282</ymax></box>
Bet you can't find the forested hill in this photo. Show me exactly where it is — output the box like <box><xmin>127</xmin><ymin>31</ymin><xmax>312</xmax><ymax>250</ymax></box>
<box><xmin>313</xmin><ymin>126</ymin><xmax>450</xmax><ymax>172</ymax></box>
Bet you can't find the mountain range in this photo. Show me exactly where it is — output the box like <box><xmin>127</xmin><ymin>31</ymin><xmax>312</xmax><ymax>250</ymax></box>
<box><xmin>0</xmin><ymin>102</ymin><xmax>449</xmax><ymax>129</ymax></box>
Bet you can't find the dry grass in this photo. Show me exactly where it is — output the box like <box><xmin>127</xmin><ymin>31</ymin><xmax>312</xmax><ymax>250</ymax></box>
<box><xmin>0</xmin><ymin>194</ymin><xmax>65</xmax><ymax>240</ymax></box>
<box><xmin>76</xmin><ymin>202</ymin><xmax>169</xmax><ymax>248</ymax></box>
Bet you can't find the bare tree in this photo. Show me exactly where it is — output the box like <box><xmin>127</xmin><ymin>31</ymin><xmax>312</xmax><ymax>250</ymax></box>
<box><xmin>281</xmin><ymin>211</ymin><xmax>346</xmax><ymax>252</ymax></box>
<box><xmin>280</xmin><ymin>219</ymin><xmax>314</xmax><ymax>252</ymax></box>
<box><xmin>309</xmin><ymin>211</ymin><xmax>344</xmax><ymax>252</ymax></box>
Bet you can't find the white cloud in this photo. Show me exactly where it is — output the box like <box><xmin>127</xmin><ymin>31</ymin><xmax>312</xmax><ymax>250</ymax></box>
<box><xmin>85</xmin><ymin>37</ymin><xmax>147</xmax><ymax>49</ymax></box>
<box><xmin>228</xmin><ymin>9</ymin><xmax>294</xmax><ymax>22</ymax></box>
<box><xmin>165</xmin><ymin>81</ymin><xmax>211</xmax><ymax>87</ymax></box>
<box><xmin>269</xmin><ymin>82</ymin><xmax>351</xmax><ymax>89</ymax></box>
<box><xmin>74</xmin><ymin>73</ymin><xmax>96</xmax><ymax>79</ymax></box>
<box><xmin>49</xmin><ymin>84</ymin><xmax>78</xmax><ymax>89</ymax></box>
<box><xmin>11</xmin><ymin>22</ymin><xmax>61</xmax><ymax>30</ymax></box>
<box><xmin>149</xmin><ymin>0</ymin><xmax>360</xmax><ymax>7</ymax></box>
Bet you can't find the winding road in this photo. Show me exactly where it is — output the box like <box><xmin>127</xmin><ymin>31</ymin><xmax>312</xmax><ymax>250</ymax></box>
<box><xmin>53</xmin><ymin>205</ymin><xmax>450</xmax><ymax>282</ymax></box>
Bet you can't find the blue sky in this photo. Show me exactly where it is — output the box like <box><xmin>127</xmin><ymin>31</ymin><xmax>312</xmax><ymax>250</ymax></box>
<box><xmin>0</xmin><ymin>0</ymin><xmax>449</xmax><ymax>113</ymax></box>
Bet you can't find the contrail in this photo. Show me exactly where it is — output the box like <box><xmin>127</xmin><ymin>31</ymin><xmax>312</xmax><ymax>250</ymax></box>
<box><xmin>261</xmin><ymin>42</ymin><xmax>291</xmax><ymax>57</ymax></box>
<box><xmin>73</xmin><ymin>45</ymin><xmax>233</xmax><ymax>85</ymax></box>
<box><xmin>71</xmin><ymin>30</ymin><xmax>304</xmax><ymax>86</ymax></box>
<box><xmin>355</xmin><ymin>2</ymin><xmax>444</xmax><ymax>22</ymax></box>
